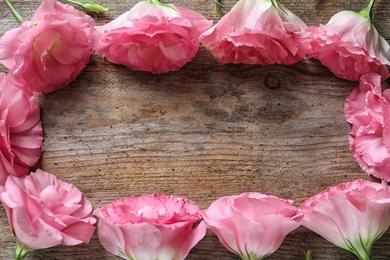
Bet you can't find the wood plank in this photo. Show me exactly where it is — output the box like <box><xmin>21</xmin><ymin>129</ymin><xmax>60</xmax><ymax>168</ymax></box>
<box><xmin>0</xmin><ymin>0</ymin><xmax>389</xmax><ymax>259</ymax></box>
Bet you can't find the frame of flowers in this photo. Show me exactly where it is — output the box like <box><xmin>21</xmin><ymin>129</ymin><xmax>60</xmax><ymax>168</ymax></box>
<box><xmin>0</xmin><ymin>0</ymin><xmax>389</xmax><ymax>259</ymax></box>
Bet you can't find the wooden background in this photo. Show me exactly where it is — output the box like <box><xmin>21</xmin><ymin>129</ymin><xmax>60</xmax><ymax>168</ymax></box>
<box><xmin>1</xmin><ymin>0</ymin><xmax>390</xmax><ymax>259</ymax></box>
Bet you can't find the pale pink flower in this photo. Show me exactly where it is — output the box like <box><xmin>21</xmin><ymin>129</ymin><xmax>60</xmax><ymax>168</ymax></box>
<box><xmin>344</xmin><ymin>73</ymin><xmax>390</xmax><ymax>181</ymax></box>
<box><xmin>0</xmin><ymin>0</ymin><xmax>95</xmax><ymax>93</ymax></box>
<box><xmin>94</xmin><ymin>194</ymin><xmax>206</xmax><ymax>260</ymax></box>
<box><xmin>0</xmin><ymin>169</ymin><xmax>96</xmax><ymax>258</ymax></box>
<box><xmin>202</xmin><ymin>192</ymin><xmax>300</xmax><ymax>259</ymax></box>
<box><xmin>306</xmin><ymin>10</ymin><xmax>390</xmax><ymax>81</ymax></box>
<box><xmin>93</xmin><ymin>0</ymin><xmax>212</xmax><ymax>74</ymax></box>
<box><xmin>199</xmin><ymin>0</ymin><xmax>308</xmax><ymax>65</ymax></box>
<box><xmin>299</xmin><ymin>179</ymin><xmax>390</xmax><ymax>260</ymax></box>
<box><xmin>0</xmin><ymin>73</ymin><xmax>43</xmax><ymax>186</ymax></box>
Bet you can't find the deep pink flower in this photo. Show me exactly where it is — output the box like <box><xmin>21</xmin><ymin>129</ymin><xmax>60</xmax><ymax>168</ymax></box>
<box><xmin>0</xmin><ymin>73</ymin><xmax>43</xmax><ymax>186</ymax></box>
<box><xmin>94</xmin><ymin>194</ymin><xmax>206</xmax><ymax>260</ymax></box>
<box><xmin>299</xmin><ymin>179</ymin><xmax>390</xmax><ymax>260</ymax></box>
<box><xmin>199</xmin><ymin>0</ymin><xmax>308</xmax><ymax>65</ymax></box>
<box><xmin>0</xmin><ymin>169</ymin><xmax>96</xmax><ymax>258</ymax></box>
<box><xmin>93</xmin><ymin>0</ymin><xmax>212</xmax><ymax>74</ymax></box>
<box><xmin>0</xmin><ymin>0</ymin><xmax>95</xmax><ymax>93</ymax></box>
<box><xmin>202</xmin><ymin>192</ymin><xmax>300</xmax><ymax>259</ymax></box>
<box><xmin>306</xmin><ymin>10</ymin><xmax>390</xmax><ymax>81</ymax></box>
<box><xmin>344</xmin><ymin>73</ymin><xmax>390</xmax><ymax>181</ymax></box>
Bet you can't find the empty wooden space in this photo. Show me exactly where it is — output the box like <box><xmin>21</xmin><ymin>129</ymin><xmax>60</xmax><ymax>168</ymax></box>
<box><xmin>0</xmin><ymin>0</ymin><xmax>389</xmax><ymax>259</ymax></box>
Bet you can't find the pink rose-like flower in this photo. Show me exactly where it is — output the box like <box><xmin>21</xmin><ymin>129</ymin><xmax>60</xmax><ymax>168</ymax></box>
<box><xmin>306</xmin><ymin>10</ymin><xmax>390</xmax><ymax>81</ymax></box>
<box><xmin>0</xmin><ymin>73</ymin><xmax>43</xmax><ymax>186</ymax></box>
<box><xmin>94</xmin><ymin>194</ymin><xmax>206</xmax><ymax>260</ymax></box>
<box><xmin>202</xmin><ymin>192</ymin><xmax>300</xmax><ymax>259</ymax></box>
<box><xmin>199</xmin><ymin>0</ymin><xmax>308</xmax><ymax>65</ymax></box>
<box><xmin>93</xmin><ymin>0</ymin><xmax>212</xmax><ymax>74</ymax></box>
<box><xmin>344</xmin><ymin>74</ymin><xmax>390</xmax><ymax>181</ymax></box>
<box><xmin>299</xmin><ymin>179</ymin><xmax>390</xmax><ymax>260</ymax></box>
<box><xmin>344</xmin><ymin>73</ymin><xmax>384</xmax><ymax>124</ymax></box>
<box><xmin>0</xmin><ymin>169</ymin><xmax>96</xmax><ymax>258</ymax></box>
<box><xmin>0</xmin><ymin>0</ymin><xmax>95</xmax><ymax>93</ymax></box>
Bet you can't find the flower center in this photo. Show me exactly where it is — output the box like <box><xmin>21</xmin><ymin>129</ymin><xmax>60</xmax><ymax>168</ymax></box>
<box><xmin>33</xmin><ymin>30</ymin><xmax>63</xmax><ymax>66</ymax></box>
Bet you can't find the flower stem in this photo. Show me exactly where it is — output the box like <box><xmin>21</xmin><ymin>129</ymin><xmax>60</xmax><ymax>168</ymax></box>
<box><xmin>356</xmin><ymin>252</ymin><xmax>371</xmax><ymax>260</ymax></box>
<box><xmin>3</xmin><ymin>0</ymin><xmax>23</xmax><ymax>23</ymax></box>
<box><xmin>354</xmin><ymin>245</ymin><xmax>372</xmax><ymax>260</ymax></box>
<box><xmin>359</xmin><ymin>0</ymin><xmax>376</xmax><ymax>23</ymax></box>
<box><xmin>366</xmin><ymin>0</ymin><xmax>376</xmax><ymax>17</ymax></box>
<box><xmin>13</xmin><ymin>242</ymin><xmax>31</xmax><ymax>260</ymax></box>
<box><xmin>147</xmin><ymin>0</ymin><xmax>161</xmax><ymax>5</ymax></box>
<box><xmin>305</xmin><ymin>250</ymin><xmax>313</xmax><ymax>260</ymax></box>
<box><xmin>146</xmin><ymin>0</ymin><xmax>175</xmax><ymax>9</ymax></box>
<box><xmin>349</xmin><ymin>237</ymin><xmax>373</xmax><ymax>260</ymax></box>
<box><xmin>213</xmin><ymin>0</ymin><xmax>224</xmax><ymax>15</ymax></box>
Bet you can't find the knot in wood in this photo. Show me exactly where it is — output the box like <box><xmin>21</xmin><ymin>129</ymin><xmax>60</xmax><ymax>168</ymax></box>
<box><xmin>265</xmin><ymin>74</ymin><xmax>281</xmax><ymax>89</ymax></box>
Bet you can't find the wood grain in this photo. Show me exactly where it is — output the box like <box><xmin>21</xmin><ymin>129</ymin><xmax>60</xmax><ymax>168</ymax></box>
<box><xmin>0</xmin><ymin>0</ymin><xmax>390</xmax><ymax>259</ymax></box>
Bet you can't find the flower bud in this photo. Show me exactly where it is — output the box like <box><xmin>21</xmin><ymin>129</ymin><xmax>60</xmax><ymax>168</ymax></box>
<box><xmin>80</xmin><ymin>1</ymin><xmax>109</xmax><ymax>13</ymax></box>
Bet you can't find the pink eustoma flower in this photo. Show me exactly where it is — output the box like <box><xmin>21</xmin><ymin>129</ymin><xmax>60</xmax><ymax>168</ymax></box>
<box><xmin>202</xmin><ymin>192</ymin><xmax>300</xmax><ymax>259</ymax></box>
<box><xmin>199</xmin><ymin>0</ymin><xmax>308</xmax><ymax>65</ymax></box>
<box><xmin>299</xmin><ymin>179</ymin><xmax>390</xmax><ymax>260</ymax></box>
<box><xmin>0</xmin><ymin>73</ymin><xmax>43</xmax><ymax>186</ymax></box>
<box><xmin>94</xmin><ymin>194</ymin><xmax>206</xmax><ymax>260</ymax></box>
<box><xmin>0</xmin><ymin>169</ymin><xmax>96</xmax><ymax>259</ymax></box>
<box><xmin>93</xmin><ymin>0</ymin><xmax>212</xmax><ymax>74</ymax></box>
<box><xmin>0</xmin><ymin>0</ymin><xmax>95</xmax><ymax>93</ymax></box>
<box><xmin>306</xmin><ymin>10</ymin><xmax>390</xmax><ymax>81</ymax></box>
<box><xmin>344</xmin><ymin>73</ymin><xmax>390</xmax><ymax>181</ymax></box>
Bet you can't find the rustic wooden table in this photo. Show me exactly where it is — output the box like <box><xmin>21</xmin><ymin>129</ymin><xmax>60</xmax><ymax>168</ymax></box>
<box><xmin>1</xmin><ymin>0</ymin><xmax>390</xmax><ymax>259</ymax></box>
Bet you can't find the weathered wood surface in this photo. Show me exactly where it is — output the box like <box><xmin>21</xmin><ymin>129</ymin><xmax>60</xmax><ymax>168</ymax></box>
<box><xmin>1</xmin><ymin>0</ymin><xmax>390</xmax><ymax>259</ymax></box>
